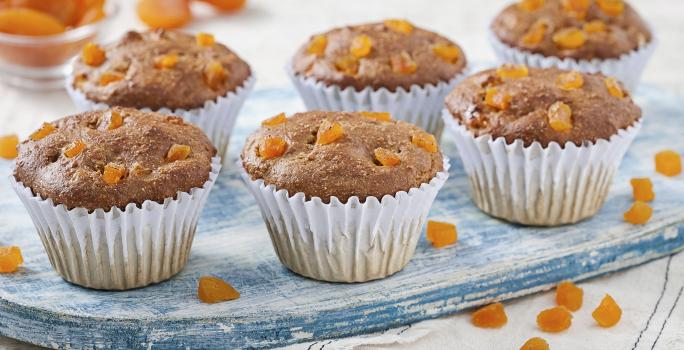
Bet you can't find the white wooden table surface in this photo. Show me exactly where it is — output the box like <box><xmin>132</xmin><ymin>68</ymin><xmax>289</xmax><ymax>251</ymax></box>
<box><xmin>1</xmin><ymin>0</ymin><xmax>682</xmax><ymax>349</ymax></box>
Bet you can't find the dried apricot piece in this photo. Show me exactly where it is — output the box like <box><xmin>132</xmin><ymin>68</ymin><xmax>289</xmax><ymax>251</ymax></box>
<box><xmin>203</xmin><ymin>60</ymin><xmax>228</xmax><ymax>90</ymax></box>
<box><xmin>0</xmin><ymin>246</ymin><xmax>23</xmax><ymax>273</ymax></box>
<box><xmin>547</xmin><ymin>101</ymin><xmax>573</xmax><ymax>132</ymax></box>
<box><xmin>623</xmin><ymin>201</ymin><xmax>652</xmax><ymax>224</ymax></box>
<box><xmin>604</xmin><ymin>77</ymin><xmax>624</xmax><ymax>98</ymax></box>
<box><xmin>517</xmin><ymin>0</ymin><xmax>544</xmax><ymax>12</ymax></box>
<box><xmin>198</xmin><ymin>276</ymin><xmax>240</xmax><ymax>303</ymax></box>
<box><xmin>497</xmin><ymin>63</ymin><xmax>529</xmax><ymax>79</ymax></box>
<box><xmin>584</xmin><ymin>20</ymin><xmax>607</xmax><ymax>34</ymax></box>
<box><xmin>64</xmin><ymin>139</ymin><xmax>86</xmax><ymax>158</ymax></box>
<box><xmin>258</xmin><ymin>136</ymin><xmax>287</xmax><ymax>160</ymax></box>
<box><xmin>196</xmin><ymin>32</ymin><xmax>215</xmax><ymax>47</ymax></box>
<box><xmin>166</xmin><ymin>144</ymin><xmax>191</xmax><ymax>162</ymax></box>
<box><xmin>597</xmin><ymin>0</ymin><xmax>624</xmax><ymax>17</ymax></box>
<box><xmin>520</xmin><ymin>337</ymin><xmax>549</xmax><ymax>350</ymax></box>
<box><xmin>592</xmin><ymin>294</ymin><xmax>622</xmax><ymax>327</ymax></box>
<box><xmin>307</xmin><ymin>35</ymin><xmax>327</xmax><ymax>56</ymax></box>
<box><xmin>350</xmin><ymin>34</ymin><xmax>372</xmax><ymax>58</ymax></box>
<box><xmin>29</xmin><ymin>122</ymin><xmax>56</xmax><ymax>141</ymax></box>
<box><xmin>360</xmin><ymin>111</ymin><xmax>391</xmax><ymax>122</ymax></box>
<box><xmin>102</xmin><ymin>163</ymin><xmax>126</xmax><ymax>185</ymax></box>
<box><xmin>98</xmin><ymin>71</ymin><xmax>124</xmax><ymax>86</ymax></box>
<box><xmin>552</xmin><ymin>27</ymin><xmax>587</xmax><ymax>50</ymax></box>
<box><xmin>390</xmin><ymin>51</ymin><xmax>417</xmax><ymax>74</ymax></box>
<box><xmin>537</xmin><ymin>306</ymin><xmax>572</xmax><ymax>333</ymax></box>
<box><xmin>316</xmin><ymin>121</ymin><xmax>344</xmax><ymax>145</ymax></box>
<box><xmin>262</xmin><ymin>113</ymin><xmax>287</xmax><ymax>127</ymax></box>
<box><xmin>374</xmin><ymin>147</ymin><xmax>401</xmax><ymax>167</ymax></box>
<box><xmin>107</xmin><ymin>110</ymin><xmax>124</xmax><ymax>130</ymax></box>
<box><xmin>384</xmin><ymin>19</ymin><xmax>413</xmax><ymax>34</ymax></box>
<box><xmin>556</xmin><ymin>71</ymin><xmax>584</xmax><ymax>91</ymax></box>
<box><xmin>426</xmin><ymin>220</ymin><xmax>457</xmax><ymax>248</ymax></box>
<box><xmin>81</xmin><ymin>42</ymin><xmax>106</xmax><ymax>67</ymax></box>
<box><xmin>197</xmin><ymin>0</ymin><xmax>246</xmax><ymax>12</ymax></box>
<box><xmin>136</xmin><ymin>0</ymin><xmax>191</xmax><ymax>29</ymax></box>
<box><xmin>630</xmin><ymin>178</ymin><xmax>655</xmax><ymax>202</ymax></box>
<box><xmin>561</xmin><ymin>0</ymin><xmax>590</xmax><ymax>19</ymax></box>
<box><xmin>522</xmin><ymin>19</ymin><xmax>548</xmax><ymax>46</ymax></box>
<box><xmin>485</xmin><ymin>87</ymin><xmax>512</xmax><ymax>110</ymax></box>
<box><xmin>556</xmin><ymin>280</ymin><xmax>583</xmax><ymax>312</ymax></box>
<box><xmin>432</xmin><ymin>44</ymin><xmax>461</xmax><ymax>64</ymax></box>
<box><xmin>655</xmin><ymin>150</ymin><xmax>682</xmax><ymax>176</ymax></box>
<box><xmin>334</xmin><ymin>55</ymin><xmax>359</xmax><ymax>75</ymax></box>
<box><xmin>154</xmin><ymin>53</ymin><xmax>179</xmax><ymax>69</ymax></box>
<box><xmin>411</xmin><ymin>133</ymin><xmax>438</xmax><ymax>153</ymax></box>
<box><xmin>472</xmin><ymin>302</ymin><xmax>508</xmax><ymax>328</ymax></box>
<box><xmin>0</xmin><ymin>134</ymin><xmax>19</xmax><ymax>160</ymax></box>
<box><xmin>0</xmin><ymin>8</ymin><xmax>66</xmax><ymax>36</ymax></box>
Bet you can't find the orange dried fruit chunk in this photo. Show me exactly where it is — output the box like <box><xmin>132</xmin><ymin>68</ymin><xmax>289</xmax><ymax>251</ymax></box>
<box><xmin>136</xmin><ymin>0</ymin><xmax>191</xmax><ymax>29</ymax></box>
<box><xmin>518</xmin><ymin>0</ymin><xmax>544</xmax><ymax>11</ymax></box>
<box><xmin>537</xmin><ymin>306</ymin><xmax>572</xmax><ymax>333</ymax></box>
<box><xmin>64</xmin><ymin>139</ymin><xmax>86</xmax><ymax>158</ymax></box>
<box><xmin>584</xmin><ymin>20</ymin><xmax>607</xmax><ymax>34</ymax></box>
<box><xmin>29</xmin><ymin>122</ymin><xmax>56</xmax><ymax>141</ymax></box>
<box><xmin>520</xmin><ymin>337</ymin><xmax>549</xmax><ymax>350</ymax></box>
<box><xmin>384</xmin><ymin>19</ymin><xmax>413</xmax><ymax>34</ymax></box>
<box><xmin>522</xmin><ymin>19</ymin><xmax>548</xmax><ymax>46</ymax></box>
<box><xmin>107</xmin><ymin>110</ymin><xmax>124</xmax><ymax>130</ymax></box>
<box><xmin>472</xmin><ymin>302</ymin><xmax>508</xmax><ymax>328</ymax></box>
<box><xmin>9</xmin><ymin>0</ymin><xmax>78</xmax><ymax>25</ymax></box>
<box><xmin>604</xmin><ymin>77</ymin><xmax>624</xmax><ymax>98</ymax></box>
<box><xmin>196</xmin><ymin>32</ymin><xmax>215</xmax><ymax>47</ymax></box>
<box><xmin>597</xmin><ymin>0</ymin><xmax>624</xmax><ymax>17</ymax></box>
<box><xmin>562</xmin><ymin>0</ymin><xmax>590</xmax><ymax>19</ymax></box>
<box><xmin>98</xmin><ymin>71</ymin><xmax>124</xmax><ymax>86</ymax></box>
<box><xmin>258</xmin><ymin>136</ymin><xmax>287</xmax><ymax>160</ymax></box>
<box><xmin>316</xmin><ymin>121</ymin><xmax>344</xmax><ymax>145</ymax></box>
<box><xmin>556</xmin><ymin>71</ymin><xmax>584</xmax><ymax>91</ymax></box>
<box><xmin>433</xmin><ymin>44</ymin><xmax>461</xmax><ymax>64</ymax></box>
<box><xmin>547</xmin><ymin>101</ymin><xmax>573</xmax><ymax>132</ymax></box>
<box><xmin>0</xmin><ymin>246</ymin><xmax>23</xmax><ymax>273</ymax></box>
<box><xmin>360</xmin><ymin>111</ymin><xmax>391</xmax><ymax>122</ymax></box>
<box><xmin>350</xmin><ymin>34</ymin><xmax>372</xmax><ymax>58</ymax></box>
<box><xmin>154</xmin><ymin>53</ymin><xmax>179</xmax><ymax>69</ymax></box>
<box><xmin>630</xmin><ymin>178</ymin><xmax>655</xmax><ymax>202</ymax></box>
<box><xmin>485</xmin><ymin>87</ymin><xmax>512</xmax><ymax>110</ymax></box>
<box><xmin>411</xmin><ymin>133</ymin><xmax>438</xmax><ymax>153</ymax></box>
<box><xmin>497</xmin><ymin>63</ymin><xmax>529</xmax><ymax>79</ymax></box>
<box><xmin>166</xmin><ymin>144</ymin><xmax>191</xmax><ymax>162</ymax></box>
<box><xmin>262</xmin><ymin>113</ymin><xmax>287</xmax><ymax>127</ymax></box>
<box><xmin>0</xmin><ymin>134</ymin><xmax>19</xmax><ymax>160</ymax></box>
<box><xmin>592</xmin><ymin>294</ymin><xmax>622</xmax><ymax>327</ymax></box>
<box><xmin>623</xmin><ymin>200</ymin><xmax>652</xmax><ymax>224</ymax></box>
<box><xmin>655</xmin><ymin>150</ymin><xmax>682</xmax><ymax>176</ymax></box>
<box><xmin>556</xmin><ymin>280</ymin><xmax>583</xmax><ymax>312</ymax></box>
<box><xmin>81</xmin><ymin>42</ymin><xmax>106</xmax><ymax>67</ymax></box>
<box><xmin>307</xmin><ymin>34</ymin><xmax>327</xmax><ymax>56</ymax></box>
<box><xmin>390</xmin><ymin>51</ymin><xmax>417</xmax><ymax>74</ymax></box>
<box><xmin>374</xmin><ymin>147</ymin><xmax>401</xmax><ymax>167</ymax></box>
<box><xmin>552</xmin><ymin>27</ymin><xmax>587</xmax><ymax>50</ymax></box>
<box><xmin>102</xmin><ymin>163</ymin><xmax>126</xmax><ymax>185</ymax></box>
<box><xmin>426</xmin><ymin>220</ymin><xmax>457</xmax><ymax>248</ymax></box>
<box><xmin>198</xmin><ymin>276</ymin><xmax>240</xmax><ymax>303</ymax></box>
<box><xmin>203</xmin><ymin>60</ymin><xmax>228</xmax><ymax>90</ymax></box>
<box><xmin>198</xmin><ymin>0</ymin><xmax>246</xmax><ymax>12</ymax></box>
<box><xmin>0</xmin><ymin>8</ymin><xmax>66</xmax><ymax>36</ymax></box>
<box><xmin>334</xmin><ymin>55</ymin><xmax>359</xmax><ymax>75</ymax></box>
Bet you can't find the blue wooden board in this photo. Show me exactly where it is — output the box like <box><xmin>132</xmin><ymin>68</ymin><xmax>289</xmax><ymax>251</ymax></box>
<box><xmin>0</xmin><ymin>85</ymin><xmax>683</xmax><ymax>350</ymax></box>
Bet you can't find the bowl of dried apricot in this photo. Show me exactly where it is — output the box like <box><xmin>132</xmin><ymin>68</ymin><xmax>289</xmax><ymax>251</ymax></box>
<box><xmin>0</xmin><ymin>0</ymin><xmax>118</xmax><ymax>90</ymax></box>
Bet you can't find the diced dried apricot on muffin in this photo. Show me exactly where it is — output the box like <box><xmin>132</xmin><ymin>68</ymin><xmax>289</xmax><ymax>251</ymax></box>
<box><xmin>81</xmin><ymin>43</ymin><xmax>106</xmax><ymax>67</ymax></box>
<box><xmin>262</xmin><ymin>113</ymin><xmax>287</xmax><ymax>127</ymax></box>
<box><xmin>316</xmin><ymin>121</ymin><xmax>345</xmax><ymax>145</ymax></box>
<box><xmin>258</xmin><ymin>136</ymin><xmax>287</xmax><ymax>160</ymax></box>
<box><xmin>374</xmin><ymin>147</ymin><xmax>401</xmax><ymax>167</ymax></box>
<box><xmin>29</xmin><ymin>122</ymin><xmax>56</xmax><ymax>141</ymax></box>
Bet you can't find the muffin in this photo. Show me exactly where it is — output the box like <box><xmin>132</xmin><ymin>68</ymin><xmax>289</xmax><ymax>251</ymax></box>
<box><xmin>489</xmin><ymin>0</ymin><xmax>655</xmax><ymax>90</ymax></box>
<box><xmin>10</xmin><ymin>107</ymin><xmax>220</xmax><ymax>290</ymax></box>
<box><xmin>442</xmin><ymin>65</ymin><xmax>641</xmax><ymax>226</ymax></box>
<box><xmin>66</xmin><ymin>29</ymin><xmax>254</xmax><ymax>162</ymax></box>
<box><xmin>288</xmin><ymin>19</ymin><xmax>467</xmax><ymax>137</ymax></box>
<box><xmin>241</xmin><ymin>111</ymin><xmax>449</xmax><ymax>282</ymax></box>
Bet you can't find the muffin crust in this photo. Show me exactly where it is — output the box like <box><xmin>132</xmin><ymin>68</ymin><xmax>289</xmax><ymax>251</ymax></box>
<box><xmin>14</xmin><ymin>107</ymin><xmax>217</xmax><ymax>210</ymax></box>
<box><xmin>241</xmin><ymin>111</ymin><xmax>444</xmax><ymax>202</ymax></box>
<box><xmin>72</xmin><ymin>29</ymin><xmax>252</xmax><ymax>110</ymax></box>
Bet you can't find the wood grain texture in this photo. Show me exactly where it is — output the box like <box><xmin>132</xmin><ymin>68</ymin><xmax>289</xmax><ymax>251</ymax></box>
<box><xmin>0</xmin><ymin>85</ymin><xmax>682</xmax><ymax>350</ymax></box>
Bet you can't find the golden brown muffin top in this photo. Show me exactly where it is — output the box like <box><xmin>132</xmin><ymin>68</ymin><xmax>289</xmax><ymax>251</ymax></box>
<box><xmin>241</xmin><ymin>111</ymin><xmax>444</xmax><ymax>202</ymax></box>
<box><xmin>14</xmin><ymin>107</ymin><xmax>217</xmax><ymax>210</ymax></box>
<box><xmin>491</xmin><ymin>0</ymin><xmax>652</xmax><ymax>60</ymax></box>
<box><xmin>292</xmin><ymin>20</ymin><xmax>467</xmax><ymax>91</ymax></box>
<box><xmin>445</xmin><ymin>65</ymin><xmax>641</xmax><ymax>147</ymax></box>
<box><xmin>72</xmin><ymin>29</ymin><xmax>252</xmax><ymax>110</ymax></box>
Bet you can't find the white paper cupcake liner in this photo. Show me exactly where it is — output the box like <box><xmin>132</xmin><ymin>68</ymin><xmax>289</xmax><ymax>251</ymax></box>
<box><xmin>443</xmin><ymin>112</ymin><xmax>641</xmax><ymax>226</ymax></box>
<box><xmin>9</xmin><ymin>157</ymin><xmax>221</xmax><ymax>290</ymax></box>
<box><xmin>240</xmin><ymin>159</ymin><xmax>450</xmax><ymax>282</ymax></box>
<box><xmin>488</xmin><ymin>30</ymin><xmax>656</xmax><ymax>91</ymax></box>
<box><xmin>286</xmin><ymin>65</ymin><xmax>467</xmax><ymax>137</ymax></box>
<box><xmin>66</xmin><ymin>75</ymin><xmax>255</xmax><ymax>165</ymax></box>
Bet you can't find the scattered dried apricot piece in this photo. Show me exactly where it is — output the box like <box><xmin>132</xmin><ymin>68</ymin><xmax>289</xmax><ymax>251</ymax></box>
<box><xmin>258</xmin><ymin>136</ymin><xmax>287</xmax><ymax>160</ymax></box>
<box><xmin>630</xmin><ymin>178</ymin><xmax>655</xmax><ymax>202</ymax></box>
<box><xmin>196</xmin><ymin>32</ymin><xmax>215</xmax><ymax>47</ymax></box>
<box><xmin>136</xmin><ymin>0</ymin><xmax>191</xmax><ymax>29</ymax></box>
<box><xmin>597</xmin><ymin>0</ymin><xmax>624</xmax><ymax>17</ymax></box>
<box><xmin>592</xmin><ymin>294</ymin><xmax>622</xmax><ymax>327</ymax></box>
<box><xmin>485</xmin><ymin>87</ymin><xmax>512</xmax><ymax>110</ymax></box>
<box><xmin>316</xmin><ymin>121</ymin><xmax>344</xmax><ymax>145</ymax></box>
<box><xmin>561</xmin><ymin>0</ymin><xmax>590</xmax><ymax>19</ymax></box>
<box><xmin>552</xmin><ymin>27</ymin><xmax>587</xmax><ymax>50</ymax></box>
<box><xmin>520</xmin><ymin>337</ymin><xmax>549</xmax><ymax>350</ymax></box>
<box><xmin>655</xmin><ymin>150</ymin><xmax>682</xmax><ymax>176</ymax></box>
<box><xmin>0</xmin><ymin>134</ymin><xmax>19</xmax><ymax>159</ymax></box>
<box><xmin>384</xmin><ymin>19</ymin><xmax>413</xmax><ymax>34</ymax></box>
<box><xmin>155</xmin><ymin>53</ymin><xmax>179</xmax><ymax>69</ymax></box>
<box><xmin>411</xmin><ymin>133</ymin><xmax>438</xmax><ymax>153</ymax></box>
<box><xmin>0</xmin><ymin>8</ymin><xmax>66</xmax><ymax>36</ymax></box>
<box><xmin>522</xmin><ymin>19</ymin><xmax>548</xmax><ymax>46</ymax></box>
<box><xmin>29</xmin><ymin>122</ymin><xmax>56</xmax><ymax>141</ymax></box>
<box><xmin>556</xmin><ymin>71</ymin><xmax>584</xmax><ymax>91</ymax></box>
<box><xmin>262</xmin><ymin>113</ymin><xmax>287</xmax><ymax>127</ymax></box>
<box><xmin>98</xmin><ymin>71</ymin><xmax>124</xmax><ymax>86</ymax></box>
<box><xmin>390</xmin><ymin>51</ymin><xmax>417</xmax><ymax>74</ymax></box>
<box><xmin>203</xmin><ymin>60</ymin><xmax>228</xmax><ymax>90</ymax></box>
<box><xmin>198</xmin><ymin>0</ymin><xmax>245</xmax><ymax>12</ymax></box>
<box><xmin>547</xmin><ymin>101</ymin><xmax>573</xmax><ymax>132</ymax></box>
<box><xmin>102</xmin><ymin>163</ymin><xmax>126</xmax><ymax>185</ymax></box>
<box><xmin>107</xmin><ymin>110</ymin><xmax>123</xmax><ymax>130</ymax></box>
<box><xmin>0</xmin><ymin>246</ymin><xmax>23</xmax><ymax>273</ymax></box>
<box><xmin>307</xmin><ymin>35</ymin><xmax>327</xmax><ymax>56</ymax></box>
<box><xmin>623</xmin><ymin>201</ymin><xmax>652</xmax><ymax>225</ymax></box>
<box><xmin>374</xmin><ymin>147</ymin><xmax>401</xmax><ymax>167</ymax></box>
<box><xmin>198</xmin><ymin>276</ymin><xmax>240</xmax><ymax>303</ymax></box>
<box><xmin>556</xmin><ymin>280</ymin><xmax>583</xmax><ymax>312</ymax></box>
<box><xmin>81</xmin><ymin>42</ymin><xmax>106</xmax><ymax>67</ymax></box>
<box><xmin>584</xmin><ymin>20</ymin><xmax>607</xmax><ymax>34</ymax></box>
<box><xmin>518</xmin><ymin>0</ymin><xmax>544</xmax><ymax>11</ymax></box>
<box><xmin>64</xmin><ymin>139</ymin><xmax>86</xmax><ymax>158</ymax></box>
<box><xmin>426</xmin><ymin>220</ymin><xmax>457</xmax><ymax>248</ymax></box>
<box><xmin>497</xmin><ymin>63</ymin><xmax>529</xmax><ymax>79</ymax></box>
<box><xmin>350</xmin><ymin>34</ymin><xmax>372</xmax><ymax>58</ymax></box>
<box><xmin>166</xmin><ymin>144</ymin><xmax>191</xmax><ymax>162</ymax></box>
<box><xmin>432</xmin><ymin>44</ymin><xmax>461</xmax><ymax>64</ymax></box>
<box><xmin>472</xmin><ymin>302</ymin><xmax>508</xmax><ymax>328</ymax></box>
<box><xmin>537</xmin><ymin>306</ymin><xmax>572</xmax><ymax>333</ymax></box>
<box><xmin>604</xmin><ymin>77</ymin><xmax>624</xmax><ymax>98</ymax></box>
<box><xmin>334</xmin><ymin>55</ymin><xmax>359</xmax><ymax>75</ymax></box>
<box><xmin>360</xmin><ymin>111</ymin><xmax>391</xmax><ymax>122</ymax></box>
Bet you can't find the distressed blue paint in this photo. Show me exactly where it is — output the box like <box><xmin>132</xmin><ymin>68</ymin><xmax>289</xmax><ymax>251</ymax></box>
<box><xmin>0</xmin><ymin>85</ymin><xmax>682</xmax><ymax>350</ymax></box>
